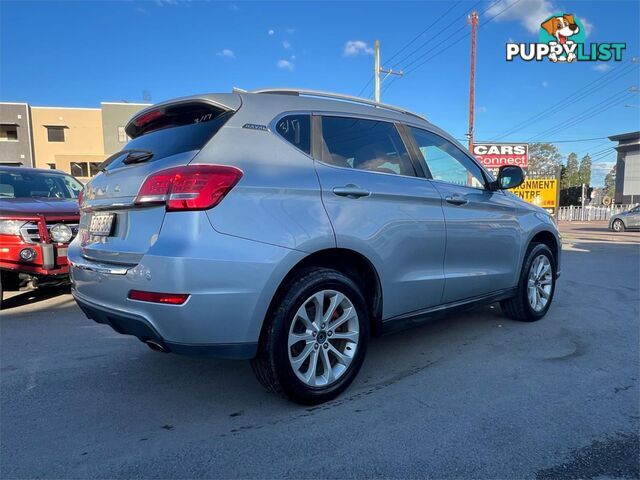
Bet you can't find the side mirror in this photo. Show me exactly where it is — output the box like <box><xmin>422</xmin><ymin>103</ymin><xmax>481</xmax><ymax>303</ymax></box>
<box><xmin>494</xmin><ymin>165</ymin><xmax>525</xmax><ymax>190</ymax></box>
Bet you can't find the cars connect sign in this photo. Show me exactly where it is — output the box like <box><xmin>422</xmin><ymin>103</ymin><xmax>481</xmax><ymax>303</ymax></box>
<box><xmin>472</xmin><ymin>143</ymin><xmax>528</xmax><ymax>169</ymax></box>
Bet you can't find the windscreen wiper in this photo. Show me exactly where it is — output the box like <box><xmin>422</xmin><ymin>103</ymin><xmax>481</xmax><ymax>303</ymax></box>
<box><xmin>98</xmin><ymin>149</ymin><xmax>154</xmax><ymax>171</ymax></box>
<box><xmin>122</xmin><ymin>149</ymin><xmax>154</xmax><ymax>165</ymax></box>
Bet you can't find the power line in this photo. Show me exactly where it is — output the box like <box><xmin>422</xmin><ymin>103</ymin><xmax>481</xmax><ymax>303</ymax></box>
<box><xmin>386</xmin><ymin>1</ymin><xmax>464</xmax><ymax>67</ymax></box>
<box><xmin>527</xmin><ymin>88</ymin><xmax>636</xmax><ymax>141</ymax></box>
<box><xmin>373</xmin><ymin>1</ymin><xmax>484</xmax><ymax>98</ymax></box>
<box><xmin>355</xmin><ymin>1</ymin><xmax>468</xmax><ymax>98</ymax></box>
<box><xmin>404</xmin><ymin>0</ymin><xmax>523</xmax><ymax>75</ymax></box>
<box><xmin>381</xmin><ymin>0</ymin><xmax>524</xmax><ymax>97</ymax></box>
<box><xmin>389</xmin><ymin>1</ymin><xmax>480</xmax><ymax>71</ymax></box>
<box><xmin>491</xmin><ymin>61</ymin><xmax>638</xmax><ymax>140</ymax></box>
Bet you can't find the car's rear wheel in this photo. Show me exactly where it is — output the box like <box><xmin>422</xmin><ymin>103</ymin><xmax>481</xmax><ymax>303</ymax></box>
<box><xmin>251</xmin><ymin>268</ymin><xmax>369</xmax><ymax>405</ymax></box>
<box><xmin>612</xmin><ymin>219</ymin><xmax>625</xmax><ymax>232</ymax></box>
<box><xmin>501</xmin><ymin>243</ymin><xmax>556</xmax><ymax>322</ymax></box>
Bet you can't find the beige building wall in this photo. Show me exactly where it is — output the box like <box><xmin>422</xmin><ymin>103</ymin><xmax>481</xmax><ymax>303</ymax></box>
<box><xmin>30</xmin><ymin>107</ymin><xmax>107</xmax><ymax>180</ymax></box>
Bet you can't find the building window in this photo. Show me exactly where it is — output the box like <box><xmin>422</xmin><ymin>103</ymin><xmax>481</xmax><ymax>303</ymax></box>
<box><xmin>89</xmin><ymin>162</ymin><xmax>102</xmax><ymax>176</ymax></box>
<box><xmin>46</xmin><ymin>126</ymin><xmax>66</xmax><ymax>142</ymax></box>
<box><xmin>70</xmin><ymin>162</ymin><xmax>88</xmax><ymax>177</ymax></box>
<box><xmin>0</xmin><ymin>125</ymin><xmax>18</xmax><ymax>142</ymax></box>
<box><xmin>117</xmin><ymin>126</ymin><xmax>128</xmax><ymax>143</ymax></box>
<box><xmin>47</xmin><ymin>163</ymin><xmax>56</xmax><ymax>169</ymax></box>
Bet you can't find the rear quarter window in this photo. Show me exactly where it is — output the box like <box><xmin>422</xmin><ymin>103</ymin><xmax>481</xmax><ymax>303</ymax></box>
<box><xmin>275</xmin><ymin>115</ymin><xmax>311</xmax><ymax>155</ymax></box>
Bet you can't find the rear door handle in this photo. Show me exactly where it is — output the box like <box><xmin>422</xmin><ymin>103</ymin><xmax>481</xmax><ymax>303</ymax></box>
<box><xmin>332</xmin><ymin>185</ymin><xmax>370</xmax><ymax>199</ymax></box>
<box><xmin>445</xmin><ymin>195</ymin><xmax>468</xmax><ymax>206</ymax></box>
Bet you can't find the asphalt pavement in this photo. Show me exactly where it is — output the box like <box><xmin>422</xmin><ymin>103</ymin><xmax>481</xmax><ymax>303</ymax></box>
<box><xmin>1</xmin><ymin>222</ymin><xmax>638</xmax><ymax>479</ymax></box>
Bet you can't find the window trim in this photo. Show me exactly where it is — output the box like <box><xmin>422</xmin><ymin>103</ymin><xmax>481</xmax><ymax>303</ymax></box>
<box><xmin>312</xmin><ymin>113</ymin><xmax>422</xmax><ymax>180</ymax></box>
<box><xmin>405</xmin><ymin>126</ymin><xmax>494</xmax><ymax>191</ymax></box>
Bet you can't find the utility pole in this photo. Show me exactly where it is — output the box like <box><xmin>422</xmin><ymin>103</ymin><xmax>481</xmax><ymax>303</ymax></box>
<box><xmin>467</xmin><ymin>11</ymin><xmax>479</xmax><ymax>151</ymax></box>
<box><xmin>373</xmin><ymin>40</ymin><xmax>403</xmax><ymax>103</ymax></box>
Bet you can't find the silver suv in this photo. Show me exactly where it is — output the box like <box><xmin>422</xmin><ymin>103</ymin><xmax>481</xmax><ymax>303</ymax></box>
<box><xmin>69</xmin><ymin>89</ymin><xmax>561</xmax><ymax>404</ymax></box>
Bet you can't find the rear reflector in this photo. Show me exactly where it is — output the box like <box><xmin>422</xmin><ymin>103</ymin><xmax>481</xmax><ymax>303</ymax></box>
<box><xmin>128</xmin><ymin>290</ymin><xmax>189</xmax><ymax>305</ymax></box>
<box><xmin>134</xmin><ymin>165</ymin><xmax>243</xmax><ymax>211</ymax></box>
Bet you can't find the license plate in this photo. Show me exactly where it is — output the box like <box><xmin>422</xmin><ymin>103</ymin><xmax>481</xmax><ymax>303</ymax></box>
<box><xmin>89</xmin><ymin>213</ymin><xmax>115</xmax><ymax>236</ymax></box>
<box><xmin>57</xmin><ymin>247</ymin><xmax>68</xmax><ymax>257</ymax></box>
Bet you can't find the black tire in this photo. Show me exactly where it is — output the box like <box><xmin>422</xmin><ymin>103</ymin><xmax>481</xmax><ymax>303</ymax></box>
<box><xmin>500</xmin><ymin>243</ymin><xmax>556</xmax><ymax>322</ymax></box>
<box><xmin>612</xmin><ymin>219</ymin><xmax>625</xmax><ymax>232</ymax></box>
<box><xmin>251</xmin><ymin>268</ymin><xmax>369</xmax><ymax>405</ymax></box>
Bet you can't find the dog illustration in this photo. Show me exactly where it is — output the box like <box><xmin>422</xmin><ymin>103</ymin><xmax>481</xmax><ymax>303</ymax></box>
<box><xmin>540</xmin><ymin>14</ymin><xmax>580</xmax><ymax>62</ymax></box>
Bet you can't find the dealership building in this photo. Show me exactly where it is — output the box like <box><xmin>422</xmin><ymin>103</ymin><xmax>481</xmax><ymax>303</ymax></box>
<box><xmin>609</xmin><ymin>131</ymin><xmax>640</xmax><ymax>205</ymax></box>
<box><xmin>0</xmin><ymin>101</ymin><xmax>149</xmax><ymax>180</ymax></box>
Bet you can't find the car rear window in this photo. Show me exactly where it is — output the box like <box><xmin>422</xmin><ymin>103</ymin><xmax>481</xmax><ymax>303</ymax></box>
<box><xmin>102</xmin><ymin>104</ymin><xmax>232</xmax><ymax>172</ymax></box>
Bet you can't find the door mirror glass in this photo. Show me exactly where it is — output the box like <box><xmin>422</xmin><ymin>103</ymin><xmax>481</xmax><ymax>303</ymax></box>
<box><xmin>497</xmin><ymin>165</ymin><xmax>525</xmax><ymax>190</ymax></box>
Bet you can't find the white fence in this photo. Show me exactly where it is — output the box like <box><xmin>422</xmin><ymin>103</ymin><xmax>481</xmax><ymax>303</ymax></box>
<box><xmin>557</xmin><ymin>204</ymin><xmax>635</xmax><ymax>222</ymax></box>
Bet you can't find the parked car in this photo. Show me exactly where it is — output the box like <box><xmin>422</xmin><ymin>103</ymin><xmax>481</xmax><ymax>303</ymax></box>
<box><xmin>609</xmin><ymin>205</ymin><xmax>640</xmax><ymax>231</ymax></box>
<box><xmin>69</xmin><ymin>89</ymin><xmax>561</xmax><ymax>404</ymax></box>
<box><xmin>0</xmin><ymin>167</ymin><xmax>82</xmax><ymax>308</ymax></box>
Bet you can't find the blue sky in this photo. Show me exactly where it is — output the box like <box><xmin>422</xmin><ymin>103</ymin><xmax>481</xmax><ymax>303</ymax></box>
<box><xmin>2</xmin><ymin>0</ymin><xmax>639</xmax><ymax>186</ymax></box>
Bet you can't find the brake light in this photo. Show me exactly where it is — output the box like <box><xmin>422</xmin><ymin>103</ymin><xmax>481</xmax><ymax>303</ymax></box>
<box><xmin>134</xmin><ymin>109</ymin><xmax>163</xmax><ymax>127</ymax></box>
<box><xmin>134</xmin><ymin>165</ymin><xmax>243</xmax><ymax>211</ymax></box>
<box><xmin>78</xmin><ymin>189</ymin><xmax>84</xmax><ymax>206</ymax></box>
<box><xmin>128</xmin><ymin>290</ymin><xmax>189</xmax><ymax>305</ymax></box>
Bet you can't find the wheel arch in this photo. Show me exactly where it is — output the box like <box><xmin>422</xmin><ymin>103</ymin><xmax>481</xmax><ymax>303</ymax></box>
<box><xmin>258</xmin><ymin>248</ymin><xmax>384</xmax><ymax>348</ymax></box>
<box><xmin>530</xmin><ymin>229</ymin><xmax>559</xmax><ymax>263</ymax></box>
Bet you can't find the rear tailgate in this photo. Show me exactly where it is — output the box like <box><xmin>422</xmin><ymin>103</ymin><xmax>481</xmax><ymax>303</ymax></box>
<box><xmin>79</xmin><ymin>95</ymin><xmax>240</xmax><ymax>266</ymax></box>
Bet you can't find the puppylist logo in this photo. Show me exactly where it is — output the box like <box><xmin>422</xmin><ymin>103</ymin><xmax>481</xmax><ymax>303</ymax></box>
<box><xmin>507</xmin><ymin>13</ymin><xmax>626</xmax><ymax>63</ymax></box>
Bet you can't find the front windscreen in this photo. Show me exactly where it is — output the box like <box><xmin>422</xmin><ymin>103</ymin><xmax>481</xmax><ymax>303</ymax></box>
<box><xmin>0</xmin><ymin>170</ymin><xmax>83</xmax><ymax>199</ymax></box>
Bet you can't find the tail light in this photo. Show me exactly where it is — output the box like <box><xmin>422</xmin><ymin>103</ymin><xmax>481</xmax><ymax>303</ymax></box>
<box><xmin>128</xmin><ymin>290</ymin><xmax>189</xmax><ymax>305</ymax></box>
<box><xmin>134</xmin><ymin>165</ymin><xmax>243</xmax><ymax>211</ymax></box>
<box><xmin>78</xmin><ymin>189</ymin><xmax>84</xmax><ymax>206</ymax></box>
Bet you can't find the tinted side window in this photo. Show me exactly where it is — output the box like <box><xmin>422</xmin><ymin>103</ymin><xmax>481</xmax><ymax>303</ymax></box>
<box><xmin>321</xmin><ymin>116</ymin><xmax>415</xmax><ymax>177</ymax></box>
<box><xmin>409</xmin><ymin>127</ymin><xmax>486</xmax><ymax>189</ymax></box>
<box><xmin>276</xmin><ymin>115</ymin><xmax>310</xmax><ymax>154</ymax></box>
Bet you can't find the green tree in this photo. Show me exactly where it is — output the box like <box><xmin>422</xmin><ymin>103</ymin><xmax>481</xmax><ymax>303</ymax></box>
<box><xmin>603</xmin><ymin>165</ymin><xmax>616</xmax><ymax>197</ymax></box>
<box><xmin>562</xmin><ymin>152</ymin><xmax>579</xmax><ymax>189</ymax></box>
<box><xmin>528</xmin><ymin>143</ymin><xmax>562</xmax><ymax>175</ymax></box>
<box><xmin>578</xmin><ymin>154</ymin><xmax>592</xmax><ymax>186</ymax></box>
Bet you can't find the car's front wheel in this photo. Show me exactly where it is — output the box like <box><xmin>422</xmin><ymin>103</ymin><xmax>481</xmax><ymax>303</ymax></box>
<box><xmin>251</xmin><ymin>268</ymin><xmax>369</xmax><ymax>405</ymax></box>
<box><xmin>501</xmin><ymin>243</ymin><xmax>556</xmax><ymax>322</ymax></box>
<box><xmin>612</xmin><ymin>219</ymin><xmax>625</xmax><ymax>232</ymax></box>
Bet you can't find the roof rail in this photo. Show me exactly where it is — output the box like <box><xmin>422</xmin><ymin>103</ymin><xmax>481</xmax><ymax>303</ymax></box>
<box><xmin>248</xmin><ymin>88</ymin><xmax>426</xmax><ymax>121</ymax></box>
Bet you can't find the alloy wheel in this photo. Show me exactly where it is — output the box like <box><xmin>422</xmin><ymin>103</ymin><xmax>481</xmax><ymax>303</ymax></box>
<box><xmin>527</xmin><ymin>254</ymin><xmax>553</xmax><ymax>312</ymax></box>
<box><xmin>613</xmin><ymin>220</ymin><xmax>624</xmax><ymax>232</ymax></box>
<box><xmin>287</xmin><ymin>289</ymin><xmax>359</xmax><ymax>387</ymax></box>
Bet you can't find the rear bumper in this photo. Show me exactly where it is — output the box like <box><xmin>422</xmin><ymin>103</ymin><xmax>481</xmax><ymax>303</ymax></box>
<box><xmin>69</xmin><ymin>210</ymin><xmax>306</xmax><ymax>354</ymax></box>
<box><xmin>73</xmin><ymin>290</ymin><xmax>258</xmax><ymax>359</ymax></box>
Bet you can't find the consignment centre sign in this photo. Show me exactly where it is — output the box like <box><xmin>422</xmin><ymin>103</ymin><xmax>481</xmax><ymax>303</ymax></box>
<box><xmin>510</xmin><ymin>178</ymin><xmax>558</xmax><ymax>211</ymax></box>
<box><xmin>473</xmin><ymin>143</ymin><xmax>528</xmax><ymax>168</ymax></box>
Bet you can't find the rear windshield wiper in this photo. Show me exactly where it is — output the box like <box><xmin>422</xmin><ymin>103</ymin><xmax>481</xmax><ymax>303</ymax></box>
<box><xmin>98</xmin><ymin>149</ymin><xmax>154</xmax><ymax>171</ymax></box>
<box><xmin>122</xmin><ymin>149</ymin><xmax>154</xmax><ymax>165</ymax></box>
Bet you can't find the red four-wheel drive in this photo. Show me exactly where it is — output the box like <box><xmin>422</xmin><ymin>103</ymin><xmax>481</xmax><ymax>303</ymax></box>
<box><xmin>0</xmin><ymin>167</ymin><xmax>82</xmax><ymax>308</ymax></box>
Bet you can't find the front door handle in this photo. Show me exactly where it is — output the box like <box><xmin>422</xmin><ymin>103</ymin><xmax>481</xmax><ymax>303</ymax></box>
<box><xmin>445</xmin><ymin>195</ymin><xmax>468</xmax><ymax>206</ymax></box>
<box><xmin>332</xmin><ymin>185</ymin><xmax>371</xmax><ymax>199</ymax></box>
